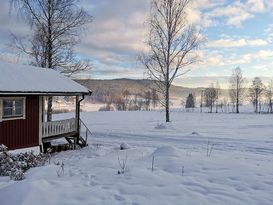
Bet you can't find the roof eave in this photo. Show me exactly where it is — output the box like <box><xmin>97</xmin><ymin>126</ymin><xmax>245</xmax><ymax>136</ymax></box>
<box><xmin>0</xmin><ymin>90</ymin><xmax>92</xmax><ymax>96</ymax></box>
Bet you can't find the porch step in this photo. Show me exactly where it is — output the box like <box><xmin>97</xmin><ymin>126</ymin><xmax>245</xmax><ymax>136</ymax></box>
<box><xmin>79</xmin><ymin>136</ymin><xmax>88</xmax><ymax>147</ymax></box>
<box><xmin>65</xmin><ymin>136</ymin><xmax>74</xmax><ymax>144</ymax></box>
<box><xmin>65</xmin><ymin>136</ymin><xmax>88</xmax><ymax>148</ymax></box>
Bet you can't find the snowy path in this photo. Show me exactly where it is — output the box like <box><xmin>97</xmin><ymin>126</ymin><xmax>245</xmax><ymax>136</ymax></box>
<box><xmin>1</xmin><ymin>111</ymin><xmax>273</xmax><ymax>205</ymax></box>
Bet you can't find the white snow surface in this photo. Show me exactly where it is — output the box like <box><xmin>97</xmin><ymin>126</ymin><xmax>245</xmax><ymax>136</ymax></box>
<box><xmin>0</xmin><ymin>61</ymin><xmax>89</xmax><ymax>93</ymax></box>
<box><xmin>1</xmin><ymin>111</ymin><xmax>273</xmax><ymax>205</ymax></box>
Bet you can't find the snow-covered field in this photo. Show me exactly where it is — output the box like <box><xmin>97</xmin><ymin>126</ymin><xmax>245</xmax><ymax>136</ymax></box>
<box><xmin>1</xmin><ymin>111</ymin><xmax>273</xmax><ymax>205</ymax></box>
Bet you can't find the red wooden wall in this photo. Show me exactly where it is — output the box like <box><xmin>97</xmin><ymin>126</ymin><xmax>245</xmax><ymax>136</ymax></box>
<box><xmin>0</xmin><ymin>96</ymin><xmax>39</xmax><ymax>149</ymax></box>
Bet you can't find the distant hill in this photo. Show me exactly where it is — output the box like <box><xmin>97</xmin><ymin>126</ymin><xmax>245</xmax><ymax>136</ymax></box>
<box><xmin>75</xmin><ymin>78</ymin><xmax>229</xmax><ymax>103</ymax></box>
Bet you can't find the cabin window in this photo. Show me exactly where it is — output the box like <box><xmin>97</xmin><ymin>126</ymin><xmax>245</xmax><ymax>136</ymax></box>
<box><xmin>0</xmin><ymin>97</ymin><xmax>26</xmax><ymax>121</ymax></box>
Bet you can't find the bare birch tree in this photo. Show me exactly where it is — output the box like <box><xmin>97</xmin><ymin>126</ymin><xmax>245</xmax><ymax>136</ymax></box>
<box><xmin>200</xmin><ymin>90</ymin><xmax>204</xmax><ymax>113</ymax></box>
<box><xmin>265</xmin><ymin>80</ymin><xmax>273</xmax><ymax>113</ymax></box>
<box><xmin>229</xmin><ymin>67</ymin><xmax>246</xmax><ymax>113</ymax></box>
<box><xmin>215</xmin><ymin>81</ymin><xmax>221</xmax><ymax>113</ymax></box>
<box><xmin>10</xmin><ymin>0</ymin><xmax>92</xmax><ymax>121</ymax></box>
<box><xmin>140</xmin><ymin>0</ymin><xmax>201</xmax><ymax>122</ymax></box>
<box><xmin>151</xmin><ymin>88</ymin><xmax>159</xmax><ymax>110</ymax></box>
<box><xmin>204</xmin><ymin>84</ymin><xmax>216</xmax><ymax>113</ymax></box>
<box><xmin>249</xmin><ymin>77</ymin><xmax>264</xmax><ymax>113</ymax></box>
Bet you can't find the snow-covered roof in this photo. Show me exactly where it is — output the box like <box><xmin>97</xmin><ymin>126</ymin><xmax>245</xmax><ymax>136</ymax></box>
<box><xmin>0</xmin><ymin>61</ymin><xmax>90</xmax><ymax>95</ymax></box>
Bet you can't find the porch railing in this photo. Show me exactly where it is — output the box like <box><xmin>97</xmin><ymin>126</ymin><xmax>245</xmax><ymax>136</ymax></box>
<box><xmin>79</xmin><ymin>118</ymin><xmax>92</xmax><ymax>145</ymax></box>
<box><xmin>42</xmin><ymin>118</ymin><xmax>76</xmax><ymax>138</ymax></box>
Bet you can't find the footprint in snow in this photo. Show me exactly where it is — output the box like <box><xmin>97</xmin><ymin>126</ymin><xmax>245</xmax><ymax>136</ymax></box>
<box><xmin>88</xmin><ymin>175</ymin><xmax>99</xmax><ymax>186</ymax></box>
<box><xmin>114</xmin><ymin>194</ymin><xmax>125</xmax><ymax>201</ymax></box>
<box><xmin>68</xmin><ymin>170</ymin><xmax>75</xmax><ymax>177</ymax></box>
<box><xmin>235</xmin><ymin>186</ymin><xmax>247</xmax><ymax>192</ymax></box>
<box><xmin>101</xmin><ymin>186</ymin><xmax>110</xmax><ymax>190</ymax></box>
<box><xmin>228</xmin><ymin>176</ymin><xmax>238</xmax><ymax>181</ymax></box>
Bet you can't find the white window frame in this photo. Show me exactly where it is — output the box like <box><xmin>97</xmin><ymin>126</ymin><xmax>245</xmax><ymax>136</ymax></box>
<box><xmin>0</xmin><ymin>97</ymin><xmax>26</xmax><ymax>122</ymax></box>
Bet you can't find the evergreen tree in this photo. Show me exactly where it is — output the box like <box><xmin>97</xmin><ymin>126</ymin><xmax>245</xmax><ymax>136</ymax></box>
<box><xmin>186</xmin><ymin>93</ymin><xmax>195</xmax><ymax>108</ymax></box>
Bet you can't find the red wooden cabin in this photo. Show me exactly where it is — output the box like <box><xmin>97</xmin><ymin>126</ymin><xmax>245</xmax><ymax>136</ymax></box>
<box><xmin>0</xmin><ymin>61</ymin><xmax>91</xmax><ymax>151</ymax></box>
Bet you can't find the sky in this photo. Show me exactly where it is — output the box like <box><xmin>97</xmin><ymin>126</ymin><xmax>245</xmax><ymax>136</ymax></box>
<box><xmin>1</xmin><ymin>0</ymin><xmax>273</xmax><ymax>88</ymax></box>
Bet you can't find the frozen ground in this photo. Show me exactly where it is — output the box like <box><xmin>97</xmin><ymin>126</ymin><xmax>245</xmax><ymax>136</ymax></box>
<box><xmin>1</xmin><ymin>111</ymin><xmax>273</xmax><ymax>205</ymax></box>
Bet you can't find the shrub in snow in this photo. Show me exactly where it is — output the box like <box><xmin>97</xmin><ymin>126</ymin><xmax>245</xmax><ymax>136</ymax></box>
<box><xmin>120</xmin><ymin>142</ymin><xmax>130</xmax><ymax>150</ymax></box>
<box><xmin>152</xmin><ymin>146</ymin><xmax>179</xmax><ymax>157</ymax></box>
<box><xmin>154</xmin><ymin>123</ymin><xmax>173</xmax><ymax>130</ymax></box>
<box><xmin>154</xmin><ymin>123</ymin><xmax>167</xmax><ymax>129</ymax></box>
<box><xmin>99</xmin><ymin>104</ymin><xmax>114</xmax><ymax>111</ymax></box>
<box><xmin>10</xmin><ymin>168</ymin><xmax>25</xmax><ymax>181</ymax></box>
<box><xmin>0</xmin><ymin>144</ymin><xmax>48</xmax><ymax>180</ymax></box>
<box><xmin>0</xmin><ymin>144</ymin><xmax>8</xmax><ymax>152</ymax></box>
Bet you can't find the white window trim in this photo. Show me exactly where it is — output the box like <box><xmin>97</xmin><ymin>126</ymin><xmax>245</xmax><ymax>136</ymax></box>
<box><xmin>0</xmin><ymin>97</ymin><xmax>26</xmax><ymax>122</ymax></box>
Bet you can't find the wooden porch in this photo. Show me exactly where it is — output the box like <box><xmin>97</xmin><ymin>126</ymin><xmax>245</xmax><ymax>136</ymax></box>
<box><xmin>41</xmin><ymin>117</ymin><xmax>92</xmax><ymax>151</ymax></box>
<box><xmin>39</xmin><ymin>96</ymin><xmax>92</xmax><ymax>152</ymax></box>
<box><xmin>42</xmin><ymin>118</ymin><xmax>76</xmax><ymax>139</ymax></box>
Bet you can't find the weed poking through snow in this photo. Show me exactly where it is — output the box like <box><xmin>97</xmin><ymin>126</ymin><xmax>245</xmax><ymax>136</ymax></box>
<box><xmin>181</xmin><ymin>166</ymin><xmax>185</xmax><ymax>176</ymax></box>
<box><xmin>55</xmin><ymin>159</ymin><xmax>65</xmax><ymax>177</ymax></box>
<box><xmin>206</xmin><ymin>140</ymin><xmax>215</xmax><ymax>157</ymax></box>
<box><xmin>152</xmin><ymin>156</ymin><xmax>155</xmax><ymax>172</ymax></box>
<box><xmin>118</xmin><ymin>154</ymin><xmax>128</xmax><ymax>174</ymax></box>
<box><xmin>47</xmin><ymin>148</ymin><xmax>52</xmax><ymax>164</ymax></box>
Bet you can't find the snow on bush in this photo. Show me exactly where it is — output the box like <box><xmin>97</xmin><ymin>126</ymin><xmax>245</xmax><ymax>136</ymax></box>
<box><xmin>120</xmin><ymin>142</ymin><xmax>130</xmax><ymax>150</ymax></box>
<box><xmin>154</xmin><ymin>123</ymin><xmax>174</xmax><ymax>130</ymax></box>
<box><xmin>10</xmin><ymin>168</ymin><xmax>25</xmax><ymax>181</ymax></box>
<box><xmin>151</xmin><ymin>146</ymin><xmax>180</xmax><ymax>157</ymax></box>
<box><xmin>0</xmin><ymin>144</ymin><xmax>8</xmax><ymax>152</ymax></box>
<box><xmin>191</xmin><ymin>131</ymin><xmax>200</xmax><ymax>136</ymax></box>
<box><xmin>0</xmin><ymin>144</ymin><xmax>48</xmax><ymax>181</ymax></box>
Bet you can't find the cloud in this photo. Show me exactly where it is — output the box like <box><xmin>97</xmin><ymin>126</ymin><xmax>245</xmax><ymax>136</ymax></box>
<box><xmin>266</xmin><ymin>0</ymin><xmax>273</xmax><ymax>9</ymax></box>
<box><xmin>207</xmin><ymin>0</ymin><xmax>273</xmax><ymax>27</ymax></box>
<box><xmin>227</xmin><ymin>50</ymin><xmax>273</xmax><ymax>65</ymax></box>
<box><xmin>253</xmin><ymin>64</ymin><xmax>269</xmax><ymax>71</ymax></box>
<box><xmin>186</xmin><ymin>0</ymin><xmax>223</xmax><ymax>27</ymax></box>
<box><xmin>246</xmin><ymin>0</ymin><xmax>273</xmax><ymax>12</ymax></box>
<box><xmin>77</xmin><ymin>0</ymin><xmax>215</xmax><ymax>78</ymax></box>
<box><xmin>207</xmin><ymin>38</ymin><xmax>268</xmax><ymax>48</ymax></box>
<box><xmin>173</xmin><ymin>75</ymin><xmax>231</xmax><ymax>88</ymax></box>
<box><xmin>264</xmin><ymin>24</ymin><xmax>273</xmax><ymax>43</ymax></box>
<box><xmin>197</xmin><ymin>51</ymin><xmax>225</xmax><ymax>66</ymax></box>
<box><xmin>195</xmin><ymin>0</ymin><xmax>226</xmax><ymax>9</ymax></box>
<box><xmin>173</xmin><ymin>75</ymin><xmax>273</xmax><ymax>89</ymax></box>
<box><xmin>255</xmin><ymin>50</ymin><xmax>273</xmax><ymax>59</ymax></box>
<box><xmin>196</xmin><ymin>48</ymin><xmax>273</xmax><ymax>69</ymax></box>
<box><xmin>75</xmin><ymin>62</ymin><xmax>144</xmax><ymax>80</ymax></box>
<box><xmin>246</xmin><ymin>0</ymin><xmax>266</xmax><ymax>13</ymax></box>
<box><xmin>0</xmin><ymin>1</ymin><xmax>30</xmax><ymax>48</ymax></box>
<box><xmin>75</xmin><ymin>0</ymin><xmax>149</xmax><ymax>69</ymax></box>
<box><xmin>208</xmin><ymin>3</ymin><xmax>254</xmax><ymax>26</ymax></box>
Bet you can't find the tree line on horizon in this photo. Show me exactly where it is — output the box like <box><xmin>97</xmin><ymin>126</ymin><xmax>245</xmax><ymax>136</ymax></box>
<box><xmin>184</xmin><ymin>67</ymin><xmax>273</xmax><ymax>114</ymax></box>
<box><xmin>98</xmin><ymin>89</ymin><xmax>160</xmax><ymax>112</ymax></box>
